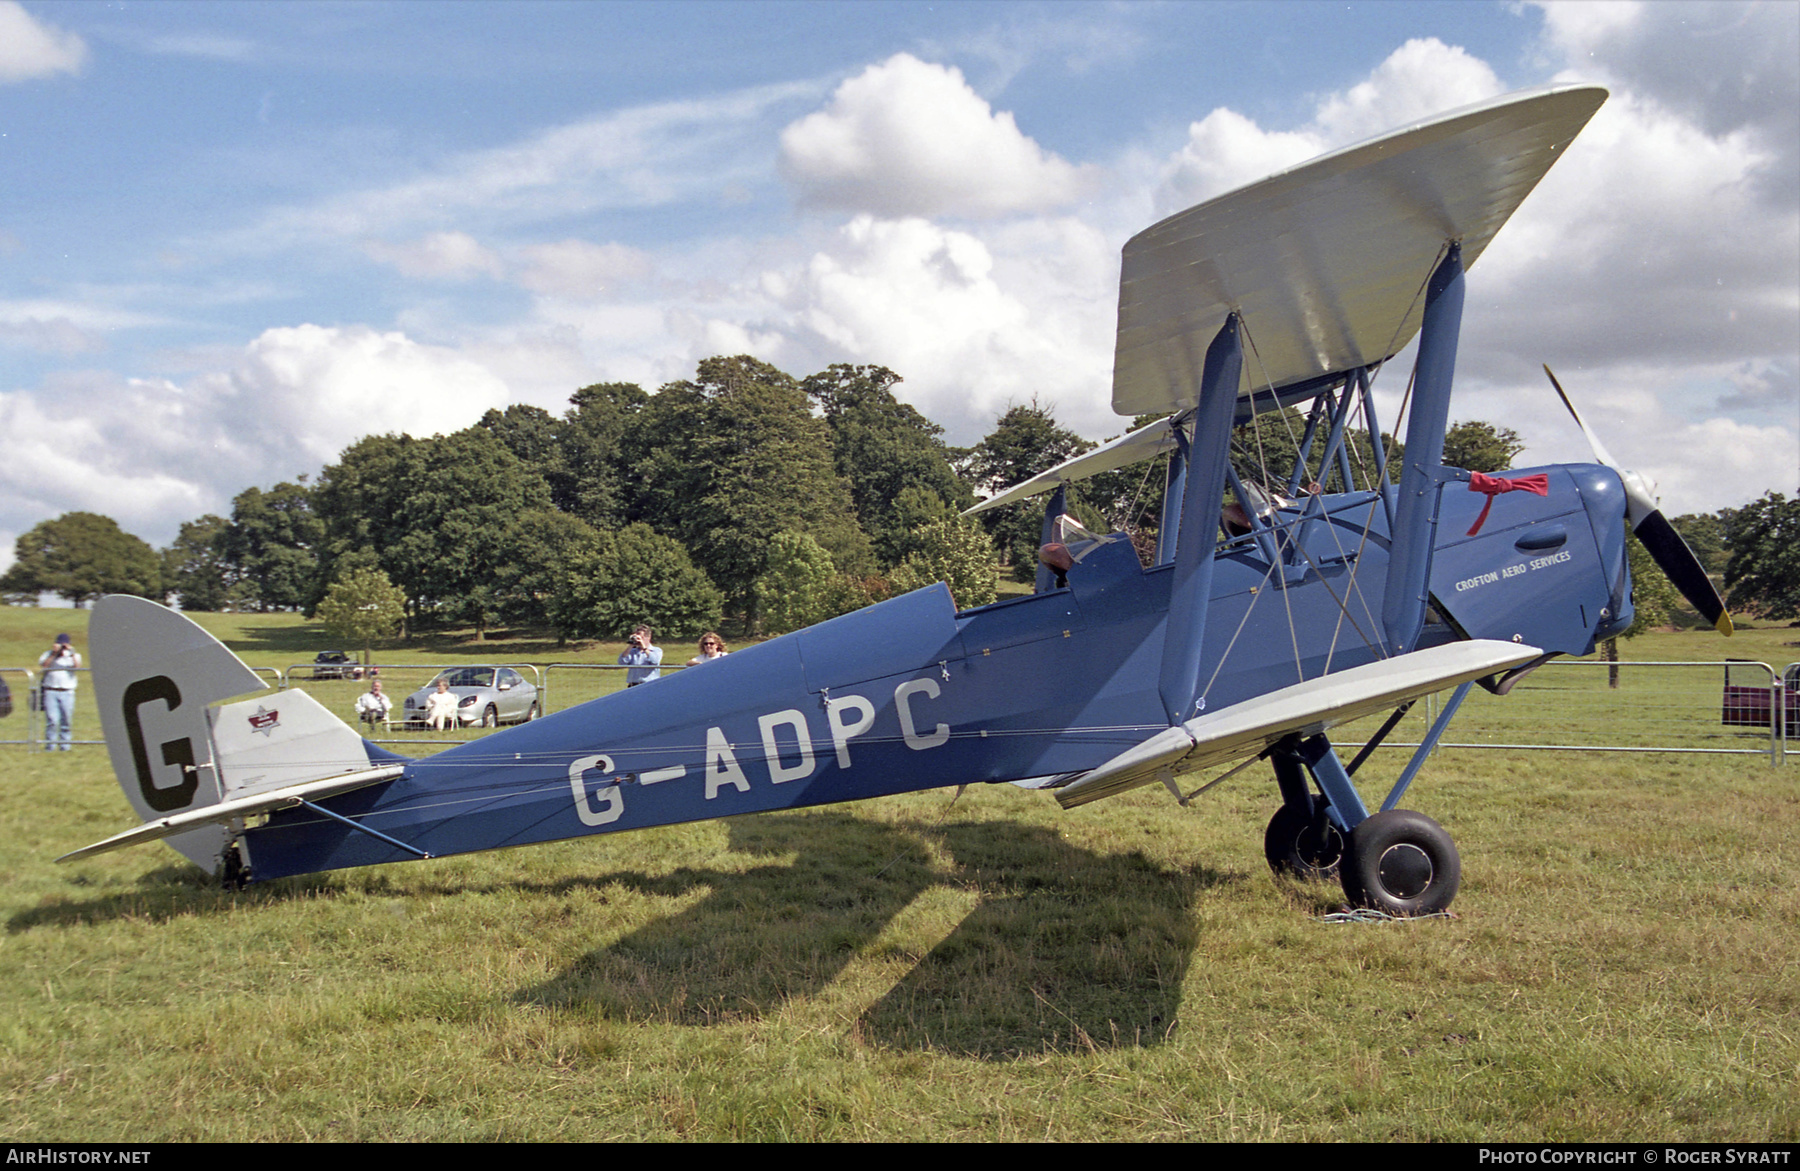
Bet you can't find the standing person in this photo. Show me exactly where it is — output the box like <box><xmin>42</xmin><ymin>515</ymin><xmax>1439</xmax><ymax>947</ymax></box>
<box><xmin>37</xmin><ymin>633</ymin><xmax>81</xmax><ymax>751</ymax></box>
<box><xmin>619</xmin><ymin>624</ymin><xmax>662</xmax><ymax>686</ymax></box>
<box><xmin>687</xmin><ymin>633</ymin><xmax>729</xmax><ymax>666</ymax></box>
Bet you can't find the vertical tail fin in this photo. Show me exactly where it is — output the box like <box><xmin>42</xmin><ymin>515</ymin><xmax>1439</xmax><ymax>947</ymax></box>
<box><xmin>87</xmin><ymin>596</ymin><xmax>393</xmax><ymax>873</ymax></box>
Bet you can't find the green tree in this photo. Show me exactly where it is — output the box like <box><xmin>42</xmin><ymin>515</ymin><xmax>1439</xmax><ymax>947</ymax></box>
<box><xmin>753</xmin><ymin>531</ymin><xmax>839</xmax><ymax>635</ymax></box>
<box><xmin>0</xmin><ymin>512</ymin><xmax>162</xmax><ymax>605</ymax></box>
<box><xmin>216</xmin><ymin>481</ymin><xmax>324</xmax><ymax>611</ymax></box>
<box><xmin>160</xmin><ymin>515</ymin><xmax>241</xmax><ymax>611</ymax></box>
<box><xmin>966</xmin><ymin>401</ymin><xmax>1094</xmax><ymax>582</ymax></box>
<box><xmin>1724</xmin><ymin>490</ymin><xmax>1800</xmax><ymax>620</ymax></box>
<box><xmin>315</xmin><ymin>566</ymin><xmax>407</xmax><ymax>665</ymax></box>
<box><xmin>316</xmin><ymin>429</ymin><xmax>554</xmax><ymax>636</ymax></box>
<box><xmin>1232</xmin><ymin>404</ymin><xmax>1398</xmax><ymax>495</ymax></box>
<box><xmin>803</xmin><ymin>364</ymin><xmax>970</xmax><ymax>566</ymax></box>
<box><xmin>488</xmin><ymin>509</ymin><xmax>605</xmax><ymax>633</ymax></box>
<box><xmin>887</xmin><ymin>518</ymin><xmax>999</xmax><ymax>610</ymax></box>
<box><xmin>885</xmin><ymin>486</ymin><xmax>959</xmax><ymax>565</ymax></box>
<box><xmin>1602</xmin><ymin>528</ymin><xmax>1684</xmax><ymax>687</ymax></box>
<box><xmin>1443</xmin><ymin>420</ymin><xmax>1526</xmax><ymax>473</ymax></box>
<box><xmin>313</xmin><ymin>433</ymin><xmax>421</xmax><ymax>596</ymax></box>
<box><xmin>1082</xmin><ymin>413</ymin><xmax>1175</xmax><ymax>554</ymax></box>
<box><xmin>623</xmin><ymin>356</ymin><xmax>871</xmax><ymax>622</ymax></box>
<box><xmin>559</xmin><ymin>381</ymin><xmax>648</xmax><ymax>528</ymax></box>
<box><xmin>1671</xmin><ymin>510</ymin><xmax>1731</xmax><ymax>576</ymax></box>
<box><xmin>548</xmin><ymin>523</ymin><xmax>723</xmax><ymax>643</ymax></box>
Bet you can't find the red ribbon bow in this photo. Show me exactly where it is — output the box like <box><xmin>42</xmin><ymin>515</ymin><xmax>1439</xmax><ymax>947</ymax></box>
<box><xmin>1466</xmin><ymin>472</ymin><xmax>1549</xmax><ymax>536</ymax></box>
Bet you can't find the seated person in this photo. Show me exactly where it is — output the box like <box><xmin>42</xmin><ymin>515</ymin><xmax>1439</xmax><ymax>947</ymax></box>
<box><xmin>354</xmin><ymin>679</ymin><xmax>391</xmax><ymax>727</ymax></box>
<box><xmin>424</xmin><ymin>678</ymin><xmax>460</xmax><ymax>731</ymax></box>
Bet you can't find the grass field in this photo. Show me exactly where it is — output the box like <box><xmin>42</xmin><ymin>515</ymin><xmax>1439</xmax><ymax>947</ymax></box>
<box><xmin>0</xmin><ymin>608</ymin><xmax>1795</xmax><ymax>1140</ymax></box>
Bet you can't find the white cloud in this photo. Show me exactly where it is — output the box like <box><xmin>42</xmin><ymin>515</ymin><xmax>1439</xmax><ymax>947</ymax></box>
<box><xmin>514</xmin><ymin>240</ymin><xmax>654</xmax><ymax>298</ymax></box>
<box><xmin>779</xmin><ymin>53</ymin><xmax>1094</xmax><ymax>218</ymax></box>
<box><xmin>0</xmin><ymin>377</ymin><xmax>213</xmax><ymax>566</ymax></box>
<box><xmin>1468</xmin><ymin>89</ymin><xmax>1798</xmax><ymax>375</ymax></box>
<box><xmin>0</xmin><ymin>316</ymin><xmax>104</xmax><ymax>355</ymax></box>
<box><xmin>235</xmin><ymin>82</ymin><xmax>816</xmax><ymax>252</ymax></box>
<box><xmin>1312</xmin><ymin>37</ymin><xmax>1505</xmax><ymax>142</ymax></box>
<box><xmin>0</xmin><ymin>325</ymin><xmax>515</xmax><ymax>561</ymax></box>
<box><xmin>0</xmin><ymin>1</ymin><xmax>86</xmax><ymax>83</ymax></box>
<box><xmin>1532</xmin><ymin>0</ymin><xmax>1799</xmax><ymax>211</ymax></box>
<box><xmin>1138</xmin><ymin>32</ymin><xmax>1795</xmax><ymax>512</ymax></box>
<box><xmin>208</xmin><ymin>324</ymin><xmax>513</xmax><ymax>467</ymax></box>
<box><xmin>1155</xmin><ymin>37</ymin><xmax>1503</xmax><ymax>216</ymax></box>
<box><xmin>1153</xmin><ymin>109</ymin><xmax>1322</xmax><ymax>219</ymax></box>
<box><xmin>750</xmin><ymin>214</ymin><xmax>1115</xmax><ymax>441</ymax></box>
<box><xmin>364</xmin><ymin>232</ymin><xmax>503</xmax><ymax>281</ymax></box>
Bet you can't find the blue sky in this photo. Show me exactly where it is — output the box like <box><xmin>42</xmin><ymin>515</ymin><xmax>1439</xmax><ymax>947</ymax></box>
<box><xmin>2</xmin><ymin>0</ymin><xmax>1795</xmax><ymax>568</ymax></box>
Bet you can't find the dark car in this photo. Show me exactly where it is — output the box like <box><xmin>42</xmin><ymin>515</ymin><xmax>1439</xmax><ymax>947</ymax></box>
<box><xmin>310</xmin><ymin>651</ymin><xmax>364</xmax><ymax>681</ymax></box>
<box><xmin>1721</xmin><ymin>660</ymin><xmax>1799</xmax><ymax>734</ymax></box>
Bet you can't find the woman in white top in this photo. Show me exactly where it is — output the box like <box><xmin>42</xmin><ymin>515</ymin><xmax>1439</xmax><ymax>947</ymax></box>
<box><xmin>687</xmin><ymin>632</ymin><xmax>729</xmax><ymax>666</ymax></box>
<box><xmin>424</xmin><ymin>679</ymin><xmax>460</xmax><ymax>731</ymax></box>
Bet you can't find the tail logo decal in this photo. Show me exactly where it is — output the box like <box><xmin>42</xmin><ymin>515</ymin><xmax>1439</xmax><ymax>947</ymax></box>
<box><xmin>247</xmin><ymin>706</ymin><xmax>281</xmax><ymax>736</ymax></box>
<box><xmin>122</xmin><ymin>675</ymin><xmax>198</xmax><ymax>812</ymax></box>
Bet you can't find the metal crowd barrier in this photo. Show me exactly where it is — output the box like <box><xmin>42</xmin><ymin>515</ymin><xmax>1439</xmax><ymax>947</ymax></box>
<box><xmin>0</xmin><ymin>668</ymin><xmax>34</xmax><ymax>747</ymax></box>
<box><xmin>1366</xmin><ymin>659</ymin><xmax>1790</xmax><ymax>766</ymax></box>
<box><xmin>540</xmin><ymin>661</ymin><xmax>686</xmax><ymax>716</ymax></box>
<box><xmin>0</xmin><ymin>657</ymin><xmax>1789</xmax><ymax>764</ymax></box>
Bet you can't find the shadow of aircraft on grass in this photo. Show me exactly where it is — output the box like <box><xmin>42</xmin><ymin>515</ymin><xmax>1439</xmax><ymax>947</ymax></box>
<box><xmin>521</xmin><ymin>811</ymin><xmax>1225</xmax><ymax>1059</ymax></box>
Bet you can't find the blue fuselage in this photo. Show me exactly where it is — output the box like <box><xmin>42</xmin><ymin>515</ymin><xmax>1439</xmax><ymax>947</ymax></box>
<box><xmin>243</xmin><ymin>464</ymin><xmax>1631</xmax><ymax>882</ymax></box>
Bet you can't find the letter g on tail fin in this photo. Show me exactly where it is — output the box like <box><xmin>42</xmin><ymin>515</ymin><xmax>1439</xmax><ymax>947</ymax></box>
<box><xmin>91</xmin><ymin>596</ymin><xmax>269</xmax><ymax>870</ymax></box>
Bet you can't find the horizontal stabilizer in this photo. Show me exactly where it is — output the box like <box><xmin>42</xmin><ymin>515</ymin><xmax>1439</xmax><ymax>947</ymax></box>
<box><xmin>210</xmin><ymin>689</ymin><xmax>389</xmax><ymax>801</ymax></box>
<box><xmin>1055</xmin><ymin>640</ymin><xmax>1543</xmax><ymax>808</ymax></box>
<box><xmin>57</xmin><ymin>764</ymin><xmax>405</xmax><ymax>863</ymax></box>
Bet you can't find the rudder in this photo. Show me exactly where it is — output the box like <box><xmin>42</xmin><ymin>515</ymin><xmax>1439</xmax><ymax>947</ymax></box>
<box><xmin>89</xmin><ymin>595</ymin><xmax>391</xmax><ymax>875</ymax></box>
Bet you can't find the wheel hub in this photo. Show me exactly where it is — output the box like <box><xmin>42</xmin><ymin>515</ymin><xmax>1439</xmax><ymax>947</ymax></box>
<box><xmin>1376</xmin><ymin>843</ymin><xmax>1434</xmax><ymax>900</ymax></box>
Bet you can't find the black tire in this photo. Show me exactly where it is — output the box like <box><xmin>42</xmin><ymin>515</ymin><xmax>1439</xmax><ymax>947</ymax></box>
<box><xmin>481</xmin><ymin>705</ymin><xmax>498</xmax><ymax>728</ymax></box>
<box><xmin>1340</xmin><ymin>809</ymin><xmax>1460</xmax><ymax>915</ymax></box>
<box><xmin>1264</xmin><ymin>799</ymin><xmax>1344</xmax><ymax>881</ymax></box>
<box><xmin>524</xmin><ymin>702</ymin><xmax>540</xmax><ymax>723</ymax></box>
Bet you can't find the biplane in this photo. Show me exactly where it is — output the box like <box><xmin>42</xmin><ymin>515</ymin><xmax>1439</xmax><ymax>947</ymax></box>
<box><xmin>62</xmin><ymin>84</ymin><xmax>1730</xmax><ymax>915</ymax></box>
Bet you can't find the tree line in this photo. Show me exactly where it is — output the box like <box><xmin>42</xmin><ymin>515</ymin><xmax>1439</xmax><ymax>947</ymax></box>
<box><xmin>4</xmin><ymin>355</ymin><xmax>1794</xmax><ymax>640</ymax></box>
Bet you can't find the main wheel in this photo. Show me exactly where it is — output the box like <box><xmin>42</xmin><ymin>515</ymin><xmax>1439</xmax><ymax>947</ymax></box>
<box><xmin>481</xmin><ymin>704</ymin><xmax>498</xmax><ymax>728</ymax></box>
<box><xmin>1340</xmin><ymin>809</ymin><xmax>1460</xmax><ymax>915</ymax></box>
<box><xmin>1264</xmin><ymin>799</ymin><xmax>1344</xmax><ymax>881</ymax></box>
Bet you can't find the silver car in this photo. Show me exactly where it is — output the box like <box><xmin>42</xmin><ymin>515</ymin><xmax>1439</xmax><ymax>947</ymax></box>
<box><xmin>401</xmin><ymin>666</ymin><xmax>539</xmax><ymax>729</ymax></box>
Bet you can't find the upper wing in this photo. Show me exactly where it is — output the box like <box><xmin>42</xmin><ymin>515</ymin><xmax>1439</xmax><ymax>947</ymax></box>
<box><xmin>1113</xmin><ymin>85</ymin><xmax>1606</xmax><ymax>416</ymax></box>
<box><xmin>1053</xmin><ymin>639</ymin><xmax>1544</xmax><ymax>808</ymax></box>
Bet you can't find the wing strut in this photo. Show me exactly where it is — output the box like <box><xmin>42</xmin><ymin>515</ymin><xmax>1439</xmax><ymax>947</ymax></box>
<box><xmin>1382</xmin><ymin>244</ymin><xmax>1464</xmax><ymax>656</ymax></box>
<box><xmin>1158</xmin><ymin>313</ymin><xmax>1243</xmax><ymax>724</ymax></box>
<box><xmin>1035</xmin><ymin>484</ymin><xmax>1068</xmax><ymax>594</ymax></box>
<box><xmin>1155</xmin><ymin>420</ymin><xmax>1189</xmax><ymax>566</ymax></box>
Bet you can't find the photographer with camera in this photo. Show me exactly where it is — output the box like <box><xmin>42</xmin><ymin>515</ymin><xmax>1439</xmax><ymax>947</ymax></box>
<box><xmin>618</xmin><ymin>624</ymin><xmax>663</xmax><ymax>687</ymax></box>
<box><xmin>37</xmin><ymin>633</ymin><xmax>81</xmax><ymax>751</ymax></box>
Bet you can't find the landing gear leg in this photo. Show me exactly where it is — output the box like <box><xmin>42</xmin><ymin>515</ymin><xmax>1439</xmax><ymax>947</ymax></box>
<box><xmin>1263</xmin><ymin>750</ymin><xmax>1344</xmax><ymax>880</ymax></box>
<box><xmin>218</xmin><ymin>841</ymin><xmax>250</xmax><ymax>891</ymax></box>
<box><xmin>1263</xmin><ymin>799</ymin><xmax>1345</xmax><ymax>880</ymax></box>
